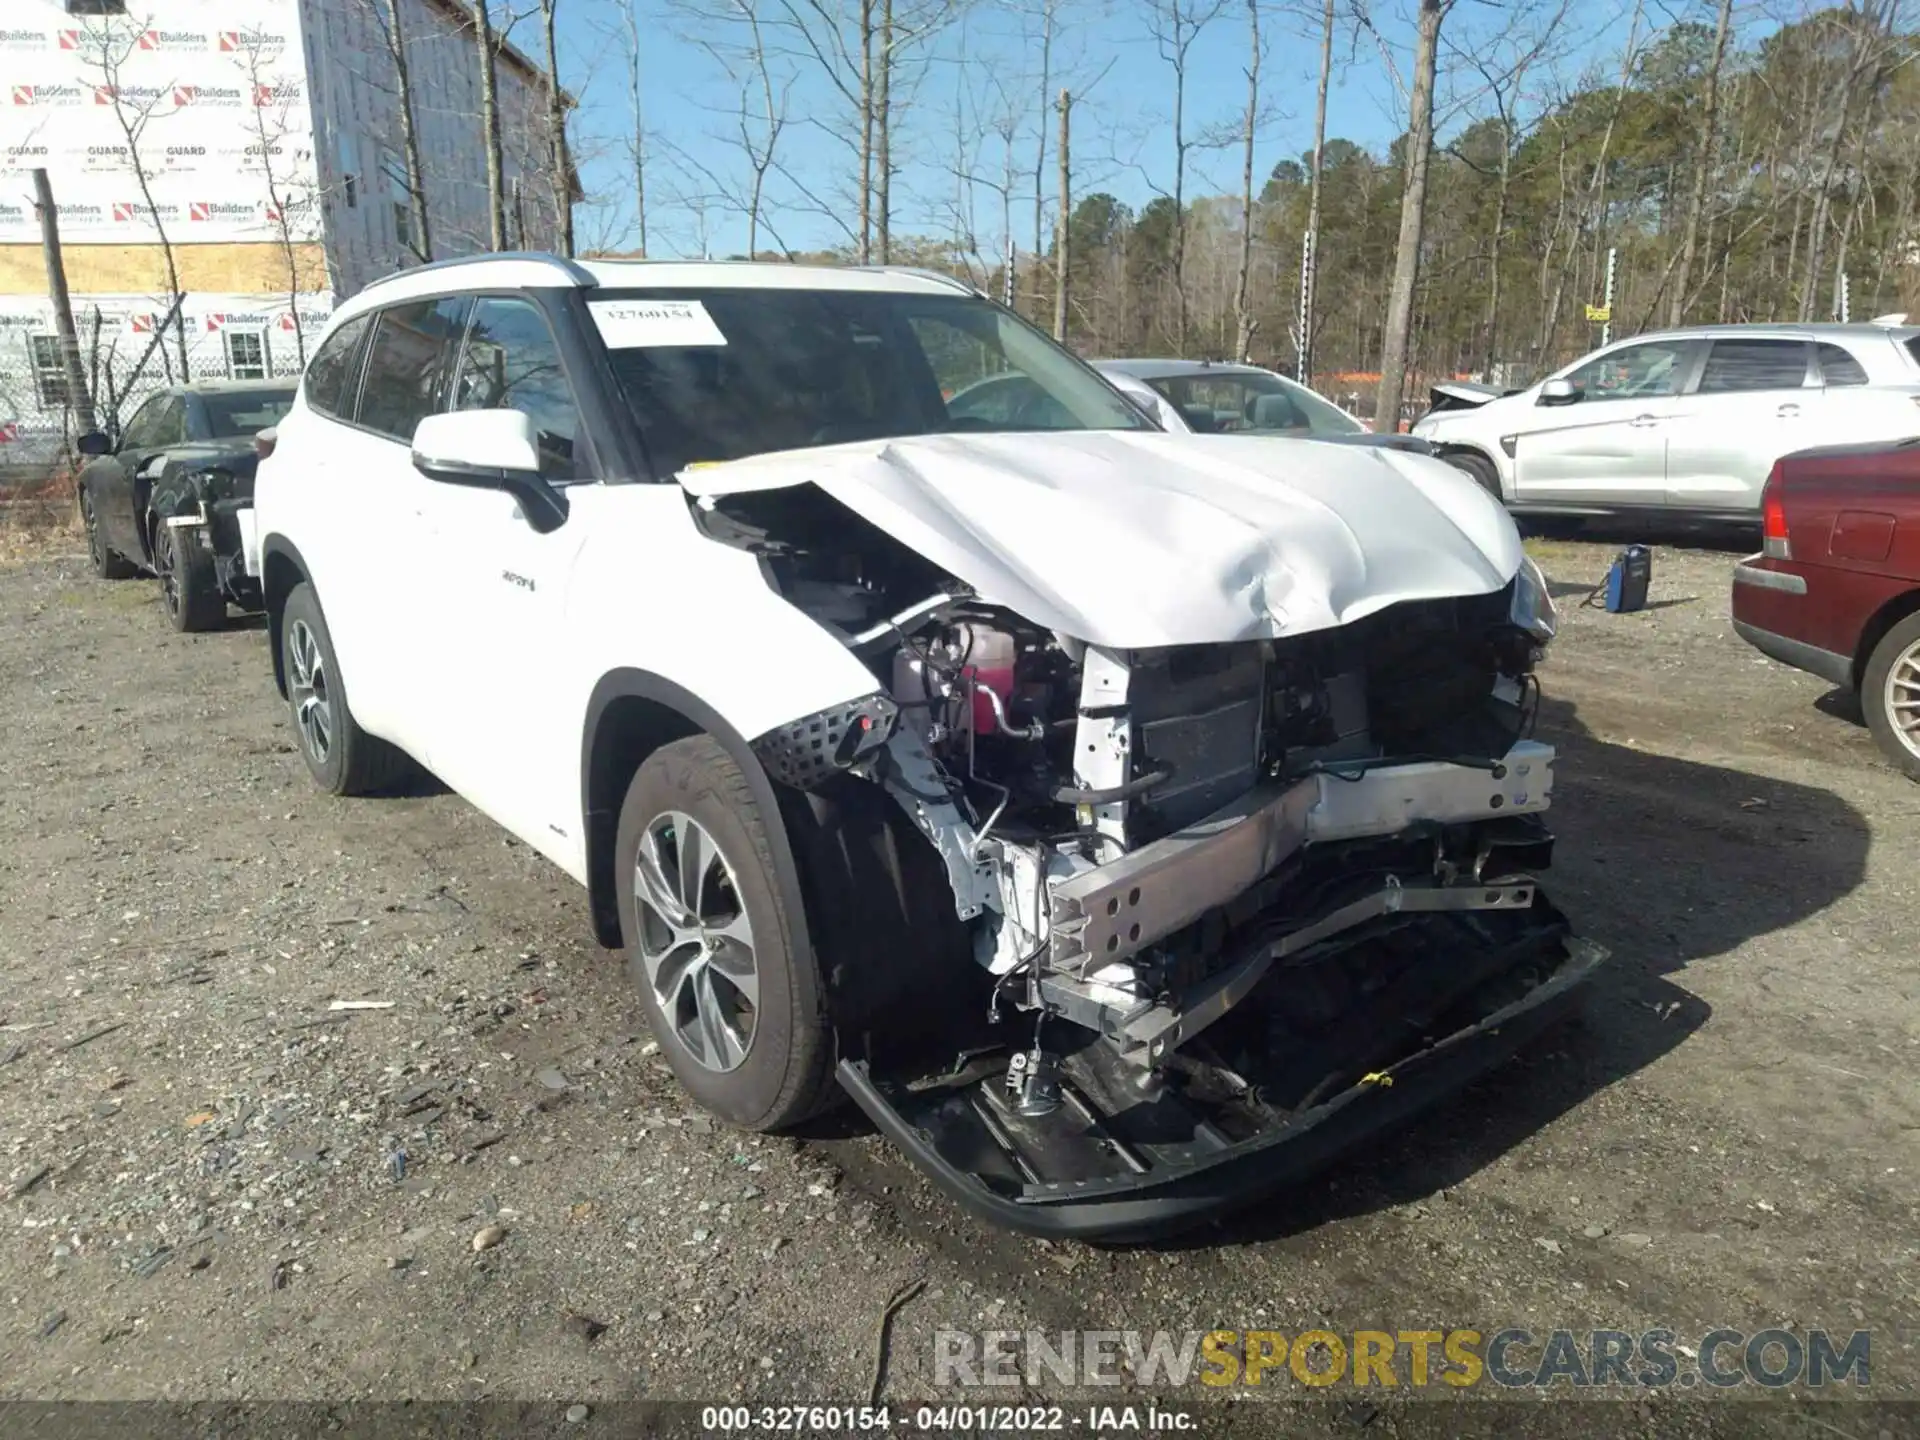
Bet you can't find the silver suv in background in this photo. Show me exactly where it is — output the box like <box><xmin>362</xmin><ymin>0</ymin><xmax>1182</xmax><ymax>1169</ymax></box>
<box><xmin>1412</xmin><ymin>322</ymin><xmax>1920</xmax><ymax>522</ymax></box>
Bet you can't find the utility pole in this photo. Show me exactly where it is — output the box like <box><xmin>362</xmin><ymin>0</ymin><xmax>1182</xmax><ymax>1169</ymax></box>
<box><xmin>1003</xmin><ymin>237</ymin><xmax>1016</xmax><ymax>308</ymax></box>
<box><xmin>1296</xmin><ymin>229</ymin><xmax>1314</xmax><ymax>384</ymax></box>
<box><xmin>33</xmin><ymin>168</ymin><xmax>95</xmax><ymax>437</ymax></box>
<box><xmin>1054</xmin><ymin>89</ymin><xmax>1070</xmax><ymax>344</ymax></box>
<box><xmin>1601</xmin><ymin>246</ymin><xmax>1618</xmax><ymax>347</ymax></box>
<box><xmin>1298</xmin><ymin>0</ymin><xmax>1334</xmax><ymax>384</ymax></box>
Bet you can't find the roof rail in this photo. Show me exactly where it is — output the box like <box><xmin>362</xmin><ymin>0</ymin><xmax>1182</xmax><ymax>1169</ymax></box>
<box><xmin>355</xmin><ymin>250</ymin><xmax>598</xmax><ymax>297</ymax></box>
<box><xmin>855</xmin><ymin>265</ymin><xmax>981</xmax><ymax>298</ymax></box>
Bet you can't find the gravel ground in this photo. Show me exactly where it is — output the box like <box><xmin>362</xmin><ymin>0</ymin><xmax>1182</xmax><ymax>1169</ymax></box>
<box><xmin>1</xmin><ymin>531</ymin><xmax>1916</xmax><ymax>1436</ymax></box>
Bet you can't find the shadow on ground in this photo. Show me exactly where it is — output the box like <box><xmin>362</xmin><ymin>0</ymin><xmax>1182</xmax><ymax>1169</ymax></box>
<box><xmin>1523</xmin><ymin>518</ymin><xmax>1758</xmax><ymax>553</ymax></box>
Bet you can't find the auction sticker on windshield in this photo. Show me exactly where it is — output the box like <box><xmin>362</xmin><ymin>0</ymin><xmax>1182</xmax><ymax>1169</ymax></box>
<box><xmin>588</xmin><ymin>298</ymin><xmax>727</xmax><ymax>348</ymax></box>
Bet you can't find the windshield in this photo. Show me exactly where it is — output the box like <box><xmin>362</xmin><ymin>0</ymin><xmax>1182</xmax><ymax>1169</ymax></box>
<box><xmin>201</xmin><ymin>389</ymin><xmax>295</xmax><ymax>438</ymax></box>
<box><xmin>1144</xmin><ymin>370</ymin><xmax>1362</xmax><ymax>436</ymax></box>
<box><xmin>594</xmin><ymin>288</ymin><xmax>1147</xmax><ymax>477</ymax></box>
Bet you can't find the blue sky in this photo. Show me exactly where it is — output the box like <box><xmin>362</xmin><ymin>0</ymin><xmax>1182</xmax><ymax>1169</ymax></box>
<box><xmin>547</xmin><ymin>1</ymin><xmax>1669</xmax><ymax>260</ymax></box>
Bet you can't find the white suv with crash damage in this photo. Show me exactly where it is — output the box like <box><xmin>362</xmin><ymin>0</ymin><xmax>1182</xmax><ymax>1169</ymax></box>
<box><xmin>248</xmin><ymin>251</ymin><xmax>1601</xmax><ymax>1239</ymax></box>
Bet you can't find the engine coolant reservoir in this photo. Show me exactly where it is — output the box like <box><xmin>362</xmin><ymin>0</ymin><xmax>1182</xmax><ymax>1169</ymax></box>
<box><xmin>955</xmin><ymin>623</ymin><xmax>1017</xmax><ymax>736</ymax></box>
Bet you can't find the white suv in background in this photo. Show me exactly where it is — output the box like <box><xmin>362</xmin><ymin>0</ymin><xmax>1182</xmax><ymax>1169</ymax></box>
<box><xmin>1413</xmin><ymin>322</ymin><xmax>1920</xmax><ymax>522</ymax></box>
<box><xmin>247</xmin><ymin>251</ymin><xmax>1600</xmax><ymax>1239</ymax></box>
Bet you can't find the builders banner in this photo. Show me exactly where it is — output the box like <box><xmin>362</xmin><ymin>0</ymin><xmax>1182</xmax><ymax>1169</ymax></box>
<box><xmin>0</xmin><ymin>2</ymin><xmax>317</xmax><ymax>246</ymax></box>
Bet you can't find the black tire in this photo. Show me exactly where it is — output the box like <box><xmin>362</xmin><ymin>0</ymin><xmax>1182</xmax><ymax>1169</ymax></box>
<box><xmin>152</xmin><ymin>517</ymin><xmax>224</xmax><ymax>633</ymax></box>
<box><xmin>280</xmin><ymin>582</ymin><xmax>414</xmax><ymax>796</ymax></box>
<box><xmin>1862</xmin><ymin>610</ymin><xmax>1920</xmax><ymax>781</ymax></box>
<box><xmin>80</xmin><ymin>484</ymin><xmax>138</xmax><ymax>579</ymax></box>
<box><xmin>615</xmin><ymin>736</ymin><xmax>836</xmax><ymax>1130</ymax></box>
<box><xmin>1442</xmin><ymin>449</ymin><xmax>1503</xmax><ymax>501</ymax></box>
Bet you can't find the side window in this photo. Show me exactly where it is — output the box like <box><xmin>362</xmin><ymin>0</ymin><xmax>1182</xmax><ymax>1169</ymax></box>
<box><xmin>148</xmin><ymin>396</ymin><xmax>187</xmax><ymax>447</ymax></box>
<box><xmin>117</xmin><ymin>394</ymin><xmax>167</xmax><ymax>449</ymax></box>
<box><xmin>1562</xmin><ymin>340</ymin><xmax>1693</xmax><ymax>400</ymax></box>
<box><xmin>451</xmin><ymin>297</ymin><xmax>586</xmax><ymax>480</ymax></box>
<box><xmin>913</xmin><ymin>315</ymin><xmax>1075</xmax><ymax>430</ymax></box>
<box><xmin>303</xmin><ymin>314</ymin><xmax>372</xmax><ymax>420</ymax></box>
<box><xmin>1697</xmin><ymin>339</ymin><xmax>1811</xmax><ymax>394</ymax></box>
<box><xmin>358</xmin><ymin>296</ymin><xmax>472</xmax><ymax>442</ymax></box>
<box><xmin>1816</xmin><ymin>342</ymin><xmax>1868</xmax><ymax>387</ymax></box>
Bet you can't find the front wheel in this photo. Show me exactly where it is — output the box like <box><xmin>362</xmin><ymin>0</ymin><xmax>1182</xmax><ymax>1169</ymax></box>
<box><xmin>615</xmin><ymin>736</ymin><xmax>836</xmax><ymax>1130</ymax></box>
<box><xmin>1862</xmin><ymin>611</ymin><xmax>1920</xmax><ymax>781</ymax></box>
<box><xmin>1441</xmin><ymin>450</ymin><xmax>1503</xmax><ymax>501</ymax></box>
<box><xmin>152</xmin><ymin>518</ymin><xmax>224</xmax><ymax>632</ymax></box>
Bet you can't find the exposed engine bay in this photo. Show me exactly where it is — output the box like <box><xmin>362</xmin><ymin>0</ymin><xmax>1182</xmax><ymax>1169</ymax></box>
<box><xmin>693</xmin><ymin>447</ymin><xmax>1604</xmax><ymax>1238</ymax></box>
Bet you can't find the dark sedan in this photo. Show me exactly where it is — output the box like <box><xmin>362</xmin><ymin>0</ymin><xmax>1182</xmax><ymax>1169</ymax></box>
<box><xmin>76</xmin><ymin>380</ymin><xmax>295</xmax><ymax>631</ymax></box>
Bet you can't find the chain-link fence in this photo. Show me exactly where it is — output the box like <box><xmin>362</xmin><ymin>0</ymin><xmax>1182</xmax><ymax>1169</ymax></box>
<box><xmin>0</xmin><ymin>293</ymin><xmax>329</xmax><ymax>484</ymax></box>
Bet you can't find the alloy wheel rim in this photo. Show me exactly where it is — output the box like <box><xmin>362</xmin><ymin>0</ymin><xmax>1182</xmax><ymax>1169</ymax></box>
<box><xmin>632</xmin><ymin>810</ymin><xmax>759</xmax><ymax>1073</ymax></box>
<box><xmin>81</xmin><ymin>491</ymin><xmax>102</xmax><ymax>568</ymax></box>
<box><xmin>154</xmin><ymin>525</ymin><xmax>178</xmax><ymax>615</ymax></box>
<box><xmin>287</xmin><ymin>618</ymin><xmax>332</xmax><ymax>765</ymax></box>
<box><xmin>1887</xmin><ymin>639</ymin><xmax>1920</xmax><ymax>763</ymax></box>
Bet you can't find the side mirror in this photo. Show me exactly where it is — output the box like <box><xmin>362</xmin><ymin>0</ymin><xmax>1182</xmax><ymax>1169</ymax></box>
<box><xmin>76</xmin><ymin>430</ymin><xmax>111</xmax><ymax>457</ymax></box>
<box><xmin>1538</xmin><ymin>377</ymin><xmax>1580</xmax><ymax>406</ymax></box>
<box><xmin>411</xmin><ymin>410</ymin><xmax>569</xmax><ymax>533</ymax></box>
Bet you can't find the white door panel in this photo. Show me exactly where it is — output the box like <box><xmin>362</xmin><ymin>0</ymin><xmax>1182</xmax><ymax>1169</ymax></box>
<box><xmin>1664</xmin><ymin>391</ymin><xmax>1798</xmax><ymax>511</ymax></box>
<box><xmin>1511</xmin><ymin>397</ymin><xmax>1675</xmax><ymax>506</ymax></box>
<box><xmin>1511</xmin><ymin>337</ymin><xmax>1697</xmax><ymax>508</ymax></box>
<box><xmin>280</xmin><ymin>419</ymin><xmax>435</xmax><ymax>756</ymax></box>
<box><xmin>418</xmin><ymin>481</ymin><xmax>589</xmax><ymax>863</ymax></box>
<box><xmin>1665</xmin><ymin>338</ymin><xmax>1814</xmax><ymax>512</ymax></box>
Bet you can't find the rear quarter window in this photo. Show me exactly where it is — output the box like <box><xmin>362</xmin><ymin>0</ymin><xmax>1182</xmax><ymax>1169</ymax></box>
<box><xmin>302</xmin><ymin>315</ymin><xmax>372</xmax><ymax>420</ymax></box>
<box><xmin>1816</xmin><ymin>343</ymin><xmax>1869</xmax><ymax>387</ymax></box>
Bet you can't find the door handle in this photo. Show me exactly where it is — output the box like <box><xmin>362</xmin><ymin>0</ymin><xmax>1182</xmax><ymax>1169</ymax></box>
<box><xmin>1777</xmin><ymin>403</ymin><xmax>1801</xmax><ymax>418</ymax></box>
<box><xmin>1628</xmin><ymin>414</ymin><xmax>1659</xmax><ymax>428</ymax></box>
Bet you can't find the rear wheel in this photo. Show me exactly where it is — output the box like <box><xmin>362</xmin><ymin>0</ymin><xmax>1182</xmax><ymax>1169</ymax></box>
<box><xmin>80</xmin><ymin>485</ymin><xmax>137</xmax><ymax>579</ymax></box>
<box><xmin>1863</xmin><ymin>611</ymin><xmax>1920</xmax><ymax>781</ymax></box>
<box><xmin>1442</xmin><ymin>449</ymin><xmax>1503</xmax><ymax>501</ymax></box>
<box><xmin>280</xmin><ymin>582</ymin><xmax>414</xmax><ymax>795</ymax></box>
<box><xmin>152</xmin><ymin>518</ymin><xmax>224</xmax><ymax>632</ymax></box>
<box><xmin>615</xmin><ymin>736</ymin><xmax>837</xmax><ymax>1130</ymax></box>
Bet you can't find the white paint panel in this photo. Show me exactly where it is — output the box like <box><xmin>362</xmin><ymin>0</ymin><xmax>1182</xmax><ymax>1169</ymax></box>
<box><xmin>681</xmin><ymin>430</ymin><xmax>1527</xmax><ymax>648</ymax></box>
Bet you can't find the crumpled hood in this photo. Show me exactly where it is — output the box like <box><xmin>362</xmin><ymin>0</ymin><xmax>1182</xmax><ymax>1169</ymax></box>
<box><xmin>679</xmin><ymin>430</ymin><xmax>1524</xmax><ymax>649</ymax></box>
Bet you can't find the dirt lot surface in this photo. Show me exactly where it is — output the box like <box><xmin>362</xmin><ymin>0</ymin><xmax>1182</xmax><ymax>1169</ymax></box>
<box><xmin>1</xmin><ymin>531</ymin><xmax>1916</xmax><ymax>1437</ymax></box>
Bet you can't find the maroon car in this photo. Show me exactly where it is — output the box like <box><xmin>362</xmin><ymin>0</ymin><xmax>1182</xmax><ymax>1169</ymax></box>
<box><xmin>1732</xmin><ymin>438</ymin><xmax>1920</xmax><ymax>777</ymax></box>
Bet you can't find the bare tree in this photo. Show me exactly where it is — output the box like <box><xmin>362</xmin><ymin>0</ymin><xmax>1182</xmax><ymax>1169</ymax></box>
<box><xmin>540</xmin><ymin>0</ymin><xmax>575</xmax><ymax>256</ymax></box>
<box><xmin>472</xmin><ymin>0</ymin><xmax>509</xmax><ymax>250</ymax></box>
<box><xmin>619</xmin><ymin>2</ymin><xmax>649</xmax><ymax>256</ymax></box>
<box><xmin>1147</xmin><ymin>0</ymin><xmax>1231</xmax><ymax>353</ymax></box>
<box><xmin>1451</xmin><ymin>0</ymin><xmax>1573</xmax><ymax>372</ymax></box>
<box><xmin>1231</xmin><ymin>0</ymin><xmax>1261</xmax><ymax>362</ymax></box>
<box><xmin>1666</xmin><ymin>0</ymin><xmax>1735</xmax><ymax>325</ymax></box>
<box><xmin>666</xmin><ymin>0</ymin><xmax>796</xmax><ymax>256</ymax></box>
<box><xmin>75</xmin><ymin>21</ymin><xmax>189</xmax><ymax>378</ymax></box>
<box><xmin>1797</xmin><ymin>2</ymin><xmax>1902</xmax><ymax>321</ymax></box>
<box><xmin>1054</xmin><ymin>89</ymin><xmax>1071</xmax><ymax>340</ymax></box>
<box><xmin>236</xmin><ymin>33</ymin><xmax>318</xmax><ymax>362</ymax></box>
<box><xmin>1372</xmin><ymin>0</ymin><xmax>1450</xmax><ymax>433</ymax></box>
<box><xmin>365</xmin><ymin>0</ymin><xmax>433</xmax><ymax>262</ymax></box>
<box><xmin>1298</xmin><ymin>0</ymin><xmax>1334</xmax><ymax>381</ymax></box>
<box><xmin>877</xmin><ymin>0</ymin><xmax>894</xmax><ymax>261</ymax></box>
<box><xmin>1032</xmin><ymin>0</ymin><xmax>1055</xmax><ymax>311</ymax></box>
